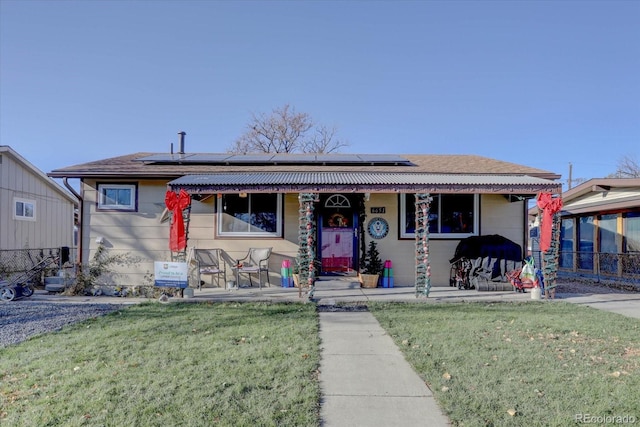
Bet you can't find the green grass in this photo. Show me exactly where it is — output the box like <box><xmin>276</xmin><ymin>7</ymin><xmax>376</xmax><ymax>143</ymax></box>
<box><xmin>0</xmin><ymin>302</ymin><xmax>321</xmax><ymax>427</ymax></box>
<box><xmin>368</xmin><ymin>301</ymin><xmax>640</xmax><ymax>426</ymax></box>
<box><xmin>3</xmin><ymin>300</ymin><xmax>639</xmax><ymax>427</ymax></box>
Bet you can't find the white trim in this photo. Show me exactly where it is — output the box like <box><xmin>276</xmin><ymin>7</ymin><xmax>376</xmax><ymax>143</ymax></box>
<box><xmin>13</xmin><ymin>197</ymin><xmax>36</xmax><ymax>221</ymax></box>
<box><xmin>97</xmin><ymin>183</ymin><xmax>136</xmax><ymax>210</ymax></box>
<box><xmin>325</xmin><ymin>194</ymin><xmax>351</xmax><ymax>208</ymax></box>
<box><xmin>217</xmin><ymin>193</ymin><xmax>282</xmax><ymax>237</ymax></box>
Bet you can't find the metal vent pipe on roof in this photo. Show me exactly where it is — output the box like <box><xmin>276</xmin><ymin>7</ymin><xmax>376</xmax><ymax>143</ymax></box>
<box><xmin>178</xmin><ymin>131</ymin><xmax>186</xmax><ymax>154</ymax></box>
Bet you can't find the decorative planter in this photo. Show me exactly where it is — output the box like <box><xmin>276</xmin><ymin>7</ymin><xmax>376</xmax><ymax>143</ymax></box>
<box><xmin>292</xmin><ymin>274</ymin><xmax>315</xmax><ymax>288</ymax></box>
<box><xmin>359</xmin><ymin>273</ymin><xmax>379</xmax><ymax>288</ymax></box>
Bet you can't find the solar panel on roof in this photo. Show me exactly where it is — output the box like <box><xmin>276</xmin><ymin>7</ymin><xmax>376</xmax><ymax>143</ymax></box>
<box><xmin>315</xmin><ymin>154</ymin><xmax>360</xmax><ymax>163</ymax></box>
<box><xmin>224</xmin><ymin>154</ymin><xmax>276</xmax><ymax>163</ymax></box>
<box><xmin>135</xmin><ymin>153</ymin><xmax>196</xmax><ymax>162</ymax></box>
<box><xmin>135</xmin><ymin>152</ymin><xmax>412</xmax><ymax>165</ymax></box>
<box><xmin>357</xmin><ymin>154</ymin><xmax>411</xmax><ymax>164</ymax></box>
<box><xmin>180</xmin><ymin>154</ymin><xmax>233</xmax><ymax>162</ymax></box>
<box><xmin>271</xmin><ymin>154</ymin><xmax>318</xmax><ymax>163</ymax></box>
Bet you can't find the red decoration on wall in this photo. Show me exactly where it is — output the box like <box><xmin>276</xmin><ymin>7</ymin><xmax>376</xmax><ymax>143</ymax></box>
<box><xmin>536</xmin><ymin>192</ymin><xmax>563</xmax><ymax>253</ymax></box>
<box><xmin>165</xmin><ymin>189</ymin><xmax>191</xmax><ymax>251</ymax></box>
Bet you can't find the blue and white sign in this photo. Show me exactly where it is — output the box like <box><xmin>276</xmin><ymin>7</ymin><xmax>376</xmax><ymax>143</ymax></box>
<box><xmin>367</xmin><ymin>217</ymin><xmax>389</xmax><ymax>239</ymax></box>
<box><xmin>154</xmin><ymin>261</ymin><xmax>188</xmax><ymax>288</ymax></box>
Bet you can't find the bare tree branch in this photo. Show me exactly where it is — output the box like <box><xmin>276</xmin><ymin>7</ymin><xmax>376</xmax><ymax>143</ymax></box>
<box><xmin>303</xmin><ymin>124</ymin><xmax>349</xmax><ymax>154</ymax></box>
<box><xmin>609</xmin><ymin>154</ymin><xmax>640</xmax><ymax>178</ymax></box>
<box><xmin>230</xmin><ymin>104</ymin><xmax>348</xmax><ymax>154</ymax></box>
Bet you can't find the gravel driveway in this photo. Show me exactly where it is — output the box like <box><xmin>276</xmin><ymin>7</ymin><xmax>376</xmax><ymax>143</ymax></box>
<box><xmin>0</xmin><ymin>301</ymin><xmax>124</xmax><ymax>348</ymax></box>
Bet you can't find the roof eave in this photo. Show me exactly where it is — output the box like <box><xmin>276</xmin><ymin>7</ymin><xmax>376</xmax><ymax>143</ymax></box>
<box><xmin>2</xmin><ymin>146</ymin><xmax>78</xmax><ymax>205</ymax></box>
<box><xmin>562</xmin><ymin>178</ymin><xmax>640</xmax><ymax>202</ymax></box>
<box><xmin>169</xmin><ymin>183</ymin><xmax>561</xmax><ymax>195</ymax></box>
<box><xmin>47</xmin><ymin>171</ymin><xmax>186</xmax><ymax>179</ymax></box>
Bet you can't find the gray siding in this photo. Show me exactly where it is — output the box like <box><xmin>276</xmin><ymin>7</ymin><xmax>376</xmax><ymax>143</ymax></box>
<box><xmin>0</xmin><ymin>152</ymin><xmax>75</xmax><ymax>250</ymax></box>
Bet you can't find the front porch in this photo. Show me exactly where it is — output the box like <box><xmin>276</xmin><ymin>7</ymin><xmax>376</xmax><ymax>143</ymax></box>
<box><xmin>179</xmin><ymin>276</ymin><xmax>535</xmax><ymax>304</ymax></box>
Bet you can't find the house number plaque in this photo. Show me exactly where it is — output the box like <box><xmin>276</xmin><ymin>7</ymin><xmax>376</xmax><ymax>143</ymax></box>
<box><xmin>370</xmin><ymin>207</ymin><xmax>386</xmax><ymax>214</ymax></box>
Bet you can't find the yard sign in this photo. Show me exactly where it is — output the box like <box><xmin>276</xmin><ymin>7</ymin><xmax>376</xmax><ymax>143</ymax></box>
<box><xmin>154</xmin><ymin>261</ymin><xmax>188</xmax><ymax>288</ymax></box>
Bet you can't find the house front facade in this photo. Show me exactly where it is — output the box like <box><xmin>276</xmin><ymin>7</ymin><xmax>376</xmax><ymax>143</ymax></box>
<box><xmin>49</xmin><ymin>145</ymin><xmax>561</xmax><ymax>292</ymax></box>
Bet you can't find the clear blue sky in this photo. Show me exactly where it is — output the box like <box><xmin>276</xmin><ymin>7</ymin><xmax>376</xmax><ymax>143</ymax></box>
<box><xmin>1</xmin><ymin>0</ymin><xmax>638</xmax><ymax>189</ymax></box>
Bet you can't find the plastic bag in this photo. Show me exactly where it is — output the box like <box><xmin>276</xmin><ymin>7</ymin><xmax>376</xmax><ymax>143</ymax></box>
<box><xmin>520</xmin><ymin>257</ymin><xmax>535</xmax><ymax>281</ymax></box>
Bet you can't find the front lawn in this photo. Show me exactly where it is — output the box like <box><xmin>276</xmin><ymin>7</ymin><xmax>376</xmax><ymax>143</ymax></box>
<box><xmin>369</xmin><ymin>301</ymin><xmax>640</xmax><ymax>426</ymax></box>
<box><xmin>0</xmin><ymin>302</ymin><xmax>320</xmax><ymax>427</ymax></box>
<box><xmin>2</xmin><ymin>299</ymin><xmax>638</xmax><ymax>427</ymax></box>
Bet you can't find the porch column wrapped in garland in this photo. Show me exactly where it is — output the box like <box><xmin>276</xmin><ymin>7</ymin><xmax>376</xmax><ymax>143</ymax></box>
<box><xmin>537</xmin><ymin>192</ymin><xmax>563</xmax><ymax>299</ymax></box>
<box><xmin>414</xmin><ymin>193</ymin><xmax>432</xmax><ymax>297</ymax></box>
<box><xmin>297</xmin><ymin>193</ymin><xmax>317</xmax><ymax>300</ymax></box>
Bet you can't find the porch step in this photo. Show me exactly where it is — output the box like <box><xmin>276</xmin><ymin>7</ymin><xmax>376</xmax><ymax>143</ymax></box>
<box><xmin>475</xmin><ymin>281</ymin><xmax>514</xmax><ymax>292</ymax></box>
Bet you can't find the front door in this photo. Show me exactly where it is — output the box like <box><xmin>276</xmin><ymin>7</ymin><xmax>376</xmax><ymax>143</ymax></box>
<box><xmin>318</xmin><ymin>194</ymin><xmax>358</xmax><ymax>274</ymax></box>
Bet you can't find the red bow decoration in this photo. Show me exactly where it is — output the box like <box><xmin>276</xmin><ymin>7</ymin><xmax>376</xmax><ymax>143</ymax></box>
<box><xmin>165</xmin><ymin>189</ymin><xmax>191</xmax><ymax>251</ymax></box>
<box><xmin>536</xmin><ymin>192</ymin><xmax>563</xmax><ymax>253</ymax></box>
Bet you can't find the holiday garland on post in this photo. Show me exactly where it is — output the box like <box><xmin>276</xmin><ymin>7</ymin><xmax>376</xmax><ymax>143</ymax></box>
<box><xmin>356</xmin><ymin>194</ymin><xmax>367</xmax><ymax>271</ymax></box>
<box><xmin>536</xmin><ymin>192</ymin><xmax>563</xmax><ymax>300</ymax></box>
<box><xmin>414</xmin><ymin>193</ymin><xmax>432</xmax><ymax>297</ymax></box>
<box><xmin>542</xmin><ymin>210</ymin><xmax>561</xmax><ymax>299</ymax></box>
<box><xmin>297</xmin><ymin>193</ymin><xmax>317</xmax><ymax>300</ymax></box>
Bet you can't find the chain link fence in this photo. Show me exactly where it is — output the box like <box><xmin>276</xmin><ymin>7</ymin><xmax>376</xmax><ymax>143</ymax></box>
<box><xmin>0</xmin><ymin>247</ymin><xmax>77</xmax><ymax>284</ymax></box>
<box><xmin>532</xmin><ymin>249</ymin><xmax>640</xmax><ymax>288</ymax></box>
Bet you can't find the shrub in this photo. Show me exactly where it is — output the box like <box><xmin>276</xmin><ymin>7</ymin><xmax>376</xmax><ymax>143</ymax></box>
<box><xmin>361</xmin><ymin>240</ymin><xmax>383</xmax><ymax>275</ymax></box>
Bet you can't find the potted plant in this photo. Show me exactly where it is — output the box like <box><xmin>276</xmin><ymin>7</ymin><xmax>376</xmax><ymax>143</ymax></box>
<box><xmin>359</xmin><ymin>240</ymin><xmax>383</xmax><ymax>288</ymax></box>
<box><xmin>292</xmin><ymin>259</ymin><xmax>301</xmax><ymax>288</ymax></box>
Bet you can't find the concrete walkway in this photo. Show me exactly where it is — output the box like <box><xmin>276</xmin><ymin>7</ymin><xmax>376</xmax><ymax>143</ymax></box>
<box><xmin>319</xmin><ymin>309</ymin><xmax>450</xmax><ymax>427</ymax></box>
<box><xmin>554</xmin><ymin>291</ymin><xmax>640</xmax><ymax>319</ymax></box>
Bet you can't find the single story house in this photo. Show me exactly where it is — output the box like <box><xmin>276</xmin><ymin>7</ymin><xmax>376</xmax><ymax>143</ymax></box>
<box><xmin>0</xmin><ymin>145</ymin><xmax>77</xmax><ymax>253</ymax></box>
<box><xmin>530</xmin><ymin>178</ymin><xmax>640</xmax><ymax>284</ymax></box>
<box><xmin>49</xmin><ymin>139</ymin><xmax>562</xmax><ymax>293</ymax></box>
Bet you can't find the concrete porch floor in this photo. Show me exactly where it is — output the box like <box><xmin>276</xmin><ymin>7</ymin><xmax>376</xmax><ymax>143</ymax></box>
<box><xmin>186</xmin><ymin>276</ymin><xmax>534</xmax><ymax>304</ymax></box>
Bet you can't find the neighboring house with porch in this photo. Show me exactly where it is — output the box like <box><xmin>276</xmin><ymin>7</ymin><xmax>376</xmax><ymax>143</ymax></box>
<box><xmin>530</xmin><ymin>178</ymin><xmax>640</xmax><ymax>285</ymax></box>
<box><xmin>49</xmin><ymin>143</ymin><xmax>561</xmax><ymax>291</ymax></box>
<box><xmin>0</xmin><ymin>145</ymin><xmax>77</xmax><ymax>252</ymax></box>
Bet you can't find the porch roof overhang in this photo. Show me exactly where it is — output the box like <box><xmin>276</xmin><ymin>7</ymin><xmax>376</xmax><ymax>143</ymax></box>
<box><xmin>167</xmin><ymin>172</ymin><xmax>561</xmax><ymax>195</ymax></box>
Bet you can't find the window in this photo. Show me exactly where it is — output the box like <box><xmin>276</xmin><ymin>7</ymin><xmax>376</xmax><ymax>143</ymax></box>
<box><xmin>14</xmin><ymin>198</ymin><xmax>36</xmax><ymax>221</ymax></box>
<box><xmin>623</xmin><ymin>212</ymin><xmax>640</xmax><ymax>276</ymax></box>
<box><xmin>217</xmin><ymin>193</ymin><xmax>282</xmax><ymax>237</ymax></box>
<box><xmin>559</xmin><ymin>218</ymin><xmax>574</xmax><ymax>269</ymax></box>
<box><xmin>400</xmin><ymin>194</ymin><xmax>477</xmax><ymax>238</ymax></box>
<box><xmin>97</xmin><ymin>183</ymin><xmax>137</xmax><ymax>211</ymax></box>
<box><xmin>325</xmin><ymin>194</ymin><xmax>351</xmax><ymax>208</ymax></box>
<box><xmin>577</xmin><ymin>216</ymin><xmax>594</xmax><ymax>270</ymax></box>
<box><xmin>599</xmin><ymin>214</ymin><xmax>618</xmax><ymax>274</ymax></box>
<box><xmin>625</xmin><ymin>212</ymin><xmax>640</xmax><ymax>252</ymax></box>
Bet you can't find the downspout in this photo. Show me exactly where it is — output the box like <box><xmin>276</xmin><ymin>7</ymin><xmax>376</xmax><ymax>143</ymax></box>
<box><xmin>63</xmin><ymin>178</ymin><xmax>83</xmax><ymax>265</ymax></box>
<box><xmin>523</xmin><ymin>198</ymin><xmax>529</xmax><ymax>260</ymax></box>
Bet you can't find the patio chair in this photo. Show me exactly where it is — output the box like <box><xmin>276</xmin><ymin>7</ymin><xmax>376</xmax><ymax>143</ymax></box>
<box><xmin>192</xmin><ymin>249</ymin><xmax>226</xmax><ymax>289</ymax></box>
<box><xmin>235</xmin><ymin>247</ymin><xmax>272</xmax><ymax>289</ymax></box>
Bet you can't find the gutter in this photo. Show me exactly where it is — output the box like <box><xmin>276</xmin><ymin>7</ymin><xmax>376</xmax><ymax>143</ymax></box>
<box><xmin>63</xmin><ymin>178</ymin><xmax>83</xmax><ymax>265</ymax></box>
